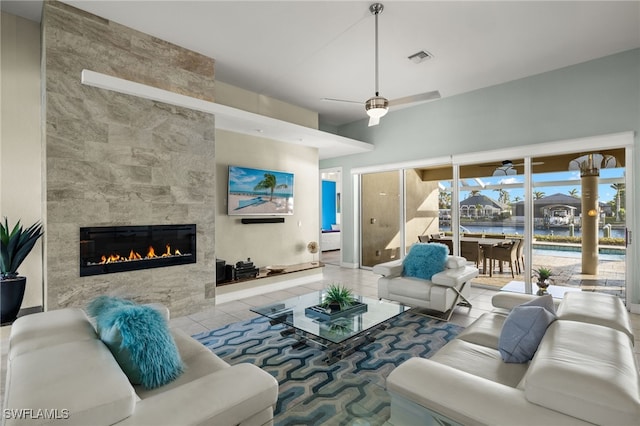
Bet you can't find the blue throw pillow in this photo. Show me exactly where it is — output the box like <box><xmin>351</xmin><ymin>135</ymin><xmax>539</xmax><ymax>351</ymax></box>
<box><xmin>402</xmin><ymin>243</ymin><xmax>448</xmax><ymax>280</ymax></box>
<box><xmin>498</xmin><ymin>305</ymin><xmax>556</xmax><ymax>363</ymax></box>
<box><xmin>92</xmin><ymin>300</ymin><xmax>184</xmax><ymax>389</ymax></box>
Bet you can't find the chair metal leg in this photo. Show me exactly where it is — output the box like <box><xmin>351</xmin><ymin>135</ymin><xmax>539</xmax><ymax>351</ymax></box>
<box><xmin>412</xmin><ymin>280</ymin><xmax>473</xmax><ymax>322</ymax></box>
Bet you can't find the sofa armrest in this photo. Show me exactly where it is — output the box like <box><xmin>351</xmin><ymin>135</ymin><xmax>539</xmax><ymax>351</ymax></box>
<box><xmin>372</xmin><ymin>259</ymin><xmax>403</xmax><ymax>277</ymax></box>
<box><xmin>387</xmin><ymin>358</ymin><xmax>591</xmax><ymax>426</ymax></box>
<box><xmin>431</xmin><ymin>266</ymin><xmax>478</xmax><ymax>288</ymax></box>
<box><xmin>117</xmin><ymin>363</ymin><xmax>278</xmax><ymax>426</ymax></box>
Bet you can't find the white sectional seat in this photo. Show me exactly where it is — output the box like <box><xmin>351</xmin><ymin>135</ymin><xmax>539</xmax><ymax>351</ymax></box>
<box><xmin>385</xmin><ymin>291</ymin><xmax>640</xmax><ymax>426</ymax></box>
<box><xmin>3</xmin><ymin>307</ymin><xmax>279</xmax><ymax>426</ymax></box>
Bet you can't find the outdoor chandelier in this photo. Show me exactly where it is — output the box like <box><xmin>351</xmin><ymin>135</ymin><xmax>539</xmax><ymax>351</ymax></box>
<box><xmin>568</xmin><ymin>153</ymin><xmax>618</xmax><ymax>177</ymax></box>
<box><xmin>493</xmin><ymin>160</ymin><xmax>517</xmax><ymax>176</ymax></box>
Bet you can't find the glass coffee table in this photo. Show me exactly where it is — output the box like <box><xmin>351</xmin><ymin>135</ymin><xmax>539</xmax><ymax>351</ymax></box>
<box><xmin>251</xmin><ymin>290</ymin><xmax>409</xmax><ymax>364</ymax></box>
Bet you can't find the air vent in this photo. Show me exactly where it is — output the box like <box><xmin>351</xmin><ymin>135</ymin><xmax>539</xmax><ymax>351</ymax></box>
<box><xmin>408</xmin><ymin>50</ymin><xmax>433</xmax><ymax>64</ymax></box>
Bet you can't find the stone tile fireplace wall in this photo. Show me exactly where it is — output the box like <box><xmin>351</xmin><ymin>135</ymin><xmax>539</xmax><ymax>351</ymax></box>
<box><xmin>43</xmin><ymin>1</ymin><xmax>216</xmax><ymax>316</ymax></box>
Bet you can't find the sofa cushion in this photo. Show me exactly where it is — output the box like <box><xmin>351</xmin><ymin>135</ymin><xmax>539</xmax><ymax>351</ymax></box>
<box><xmin>135</xmin><ymin>329</ymin><xmax>230</xmax><ymax>399</ymax></box>
<box><xmin>95</xmin><ymin>302</ymin><xmax>184</xmax><ymax>389</ymax></box>
<box><xmin>445</xmin><ymin>255</ymin><xmax>466</xmax><ymax>269</ymax></box>
<box><xmin>521</xmin><ymin>294</ymin><xmax>555</xmax><ymax>314</ymax></box>
<box><xmin>524</xmin><ymin>320</ymin><xmax>640</xmax><ymax>425</ymax></box>
<box><xmin>402</xmin><ymin>243</ymin><xmax>448</xmax><ymax>280</ymax></box>
<box><xmin>8</xmin><ymin>308</ymin><xmax>97</xmax><ymax>360</ymax></box>
<box><xmin>498</xmin><ymin>305</ymin><xmax>556</xmax><ymax>363</ymax></box>
<box><xmin>456</xmin><ymin>312</ymin><xmax>507</xmax><ymax>349</ymax></box>
<box><xmin>557</xmin><ymin>291</ymin><xmax>633</xmax><ymax>341</ymax></box>
<box><xmin>430</xmin><ymin>339</ymin><xmax>528</xmax><ymax>387</ymax></box>
<box><xmin>4</xmin><ymin>339</ymin><xmax>135</xmax><ymax>426</ymax></box>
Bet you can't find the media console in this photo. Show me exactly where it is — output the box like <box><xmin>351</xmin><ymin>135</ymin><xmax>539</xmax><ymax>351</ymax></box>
<box><xmin>215</xmin><ymin>262</ymin><xmax>324</xmax><ymax>304</ymax></box>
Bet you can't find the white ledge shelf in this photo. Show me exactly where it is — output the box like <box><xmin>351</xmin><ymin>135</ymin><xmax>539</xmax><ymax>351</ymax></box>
<box><xmin>81</xmin><ymin>69</ymin><xmax>373</xmax><ymax>159</ymax></box>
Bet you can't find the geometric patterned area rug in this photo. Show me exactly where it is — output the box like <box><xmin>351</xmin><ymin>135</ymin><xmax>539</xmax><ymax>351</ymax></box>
<box><xmin>193</xmin><ymin>311</ymin><xmax>464</xmax><ymax>426</ymax></box>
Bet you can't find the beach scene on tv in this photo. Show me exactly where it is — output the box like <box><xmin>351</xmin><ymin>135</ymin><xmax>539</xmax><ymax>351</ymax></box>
<box><xmin>228</xmin><ymin>166</ymin><xmax>294</xmax><ymax>215</ymax></box>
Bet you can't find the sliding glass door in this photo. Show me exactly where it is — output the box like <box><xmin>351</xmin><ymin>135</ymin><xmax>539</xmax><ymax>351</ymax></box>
<box><xmin>360</xmin><ymin>171</ymin><xmax>401</xmax><ymax>268</ymax></box>
<box><xmin>530</xmin><ymin>149</ymin><xmax>627</xmax><ymax>300</ymax></box>
<box><xmin>356</xmin><ymin>134</ymin><xmax>631</xmax><ymax>302</ymax></box>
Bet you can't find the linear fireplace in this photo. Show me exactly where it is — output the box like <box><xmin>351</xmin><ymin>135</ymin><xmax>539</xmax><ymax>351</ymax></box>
<box><xmin>80</xmin><ymin>224</ymin><xmax>196</xmax><ymax>276</ymax></box>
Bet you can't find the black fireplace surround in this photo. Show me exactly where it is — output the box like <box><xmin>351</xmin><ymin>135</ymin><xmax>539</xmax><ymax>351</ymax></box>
<box><xmin>80</xmin><ymin>224</ymin><xmax>196</xmax><ymax>277</ymax></box>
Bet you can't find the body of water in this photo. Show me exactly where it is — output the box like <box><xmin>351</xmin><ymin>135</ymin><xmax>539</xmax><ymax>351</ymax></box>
<box><xmin>443</xmin><ymin>224</ymin><xmax>625</xmax><ymax>239</ymax></box>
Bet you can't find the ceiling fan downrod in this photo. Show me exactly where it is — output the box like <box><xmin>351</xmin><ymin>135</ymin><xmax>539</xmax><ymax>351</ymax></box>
<box><xmin>370</xmin><ymin>3</ymin><xmax>384</xmax><ymax>96</ymax></box>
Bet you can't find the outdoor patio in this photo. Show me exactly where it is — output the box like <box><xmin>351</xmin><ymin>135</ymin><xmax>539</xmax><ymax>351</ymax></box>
<box><xmin>471</xmin><ymin>248</ymin><xmax>626</xmax><ymax>301</ymax></box>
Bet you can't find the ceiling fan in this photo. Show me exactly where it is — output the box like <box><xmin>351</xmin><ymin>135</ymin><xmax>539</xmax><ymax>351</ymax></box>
<box><xmin>324</xmin><ymin>3</ymin><xmax>441</xmax><ymax>126</ymax></box>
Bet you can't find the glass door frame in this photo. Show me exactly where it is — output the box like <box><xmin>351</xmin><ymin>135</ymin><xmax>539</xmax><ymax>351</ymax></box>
<box><xmin>352</xmin><ymin>132</ymin><xmax>634</xmax><ymax>304</ymax></box>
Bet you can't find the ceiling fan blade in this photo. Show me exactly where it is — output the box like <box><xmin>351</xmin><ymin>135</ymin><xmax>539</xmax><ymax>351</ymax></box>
<box><xmin>368</xmin><ymin>116</ymin><xmax>380</xmax><ymax>126</ymax></box>
<box><xmin>388</xmin><ymin>90</ymin><xmax>441</xmax><ymax>107</ymax></box>
<box><xmin>321</xmin><ymin>97</ymin><xmax>363</xmax><ymax>105</ymax></box>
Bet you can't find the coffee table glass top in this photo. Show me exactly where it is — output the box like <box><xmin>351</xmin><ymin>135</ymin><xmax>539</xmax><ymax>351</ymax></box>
<box><xmin>250</xmin><ymin>290</ymin><xmax>409</xmax><ymax>344</ymax></box>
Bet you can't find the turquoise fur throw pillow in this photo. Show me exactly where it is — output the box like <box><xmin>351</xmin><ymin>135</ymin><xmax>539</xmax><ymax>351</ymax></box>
<box><xmin>88</xmin><ymin>296</ymin><xmax>184</xmax><ymax>389</ymax></box>
<box><xmin>403</xmin><ymin>243</ymin><xmax>448</xmax><ymax>280</ymax></box>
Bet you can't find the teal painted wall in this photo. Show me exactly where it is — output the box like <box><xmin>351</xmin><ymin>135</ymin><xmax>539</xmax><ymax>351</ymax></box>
<box><xmin>322</xmin><ymin>180</ymin><xmax>337</xmax><ymax>230</ymax></box>
<box><xmin>320</xmin><ymin>49</ymin><xmax>640</xmax><ymax>303</ymax></box>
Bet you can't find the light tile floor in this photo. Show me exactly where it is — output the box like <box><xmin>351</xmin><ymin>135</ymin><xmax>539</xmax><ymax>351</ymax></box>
<box><xmin>2</xmin><ymin>264</ymin><xmax>639</xmax><ymax>404</ymax></box>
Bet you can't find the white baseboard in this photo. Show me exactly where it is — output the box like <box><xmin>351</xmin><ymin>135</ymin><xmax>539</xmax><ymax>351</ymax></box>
<box><xmin>629</xmin><ymin>303</ymin><xmax>640</xmax><ymax>314</ymax></box>
<box><xmin>341</xmin><ymin>262</ymin><xmax>359</xmax><ymax>269</ymax></box>
<box><xmin>215</xmin><ymin>271</ymin><xmax>323</xmax><ymax>304</ymax></box>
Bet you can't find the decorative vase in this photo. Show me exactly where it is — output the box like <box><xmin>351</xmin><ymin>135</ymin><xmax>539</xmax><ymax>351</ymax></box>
<box><xmin>1</xmin><ymin>276</ymin><xmax>27</xmax><ymax>324</ymax></box>
<box><xmin>536</xmin><ymin>279</ymin><xmax>550</xmax><ymax>295</ymax></box>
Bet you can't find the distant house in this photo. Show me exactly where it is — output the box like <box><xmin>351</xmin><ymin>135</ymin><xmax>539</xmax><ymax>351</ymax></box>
<box><xmin>460</xmin><ymin>195</ymin><xmax>510</xmax><ymax>217</ymax></box>
<box><xmin>513</xmin><ymin>193</ymin><xmax>610</xmax><ymax>218</ymax></box>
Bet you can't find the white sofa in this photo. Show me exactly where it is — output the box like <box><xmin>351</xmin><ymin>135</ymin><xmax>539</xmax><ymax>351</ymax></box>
<box><xmin>385</xmin><ymin>291</ymin><xmax>640</xmax><ymax>425</ymax></box>
<box><xmin>2</xmin><ymin>307</ymin><xmax>279</xmax><ymax>426</ymax></box>
<box><xmin>373</xmin><ymin>256</ymin><xmax>479</xmax><ymax>320</ymax></box>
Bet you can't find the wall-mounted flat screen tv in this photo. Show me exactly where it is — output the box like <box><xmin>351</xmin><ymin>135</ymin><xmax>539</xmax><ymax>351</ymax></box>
<box><xmin>228</xmin><ymin>165</ymin><xmax>294</xmax><ymax>216</ymax></box>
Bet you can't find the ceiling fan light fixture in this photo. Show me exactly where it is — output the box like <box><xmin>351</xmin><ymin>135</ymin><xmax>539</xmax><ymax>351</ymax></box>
<box><xmin>365</xmin><ymin>96</ymin><xmax>389</xmax><ymax>118</ymax></box>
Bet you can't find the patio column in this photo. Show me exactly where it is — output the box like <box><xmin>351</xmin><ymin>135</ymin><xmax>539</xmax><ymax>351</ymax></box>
<box><xmin>580</xmin><ymin>165</ymin><xmax>599</xmax><ymax>275</ymax></box>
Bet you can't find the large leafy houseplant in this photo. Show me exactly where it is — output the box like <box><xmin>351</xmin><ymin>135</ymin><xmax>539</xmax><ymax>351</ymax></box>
<box><xmin>1</xmin><ymin>218</ymin><xmax>43</xmax><ymax>279</ymax></box>
<box><xmin>1</xmin><ymin>218</ymin><xmax>43</xmax><ymax>324</ymax></box>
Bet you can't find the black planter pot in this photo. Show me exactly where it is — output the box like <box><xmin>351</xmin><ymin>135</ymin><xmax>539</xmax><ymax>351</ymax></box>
<box><xmin>1</xmin><ymin>276</ymin><xmax>26</xmax><ymax>325</ymax></box>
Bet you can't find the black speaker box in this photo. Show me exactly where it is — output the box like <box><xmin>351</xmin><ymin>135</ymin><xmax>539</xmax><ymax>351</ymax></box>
<box><xmin>241</xmin><ymin>217</ymin><xmax>285</xmax><ymax>224</ymax></box>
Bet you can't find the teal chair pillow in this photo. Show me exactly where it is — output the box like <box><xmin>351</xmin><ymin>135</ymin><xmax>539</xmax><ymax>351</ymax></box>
<box><xmin>91</xmin><ymin>297</ymin><xmax>184</xmax><ymax>389</ymax></box>
<box><xmin>402</xmin><ymin>243</ymin><xmax>448</xmax><ymax>280</ymax></box>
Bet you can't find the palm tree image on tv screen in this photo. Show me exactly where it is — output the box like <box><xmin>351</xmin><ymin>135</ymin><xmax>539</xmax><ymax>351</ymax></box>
<box><xmin>228</xmin><ymin>166</ymin><xmax>294</xmax><ymax>215</ymax></box>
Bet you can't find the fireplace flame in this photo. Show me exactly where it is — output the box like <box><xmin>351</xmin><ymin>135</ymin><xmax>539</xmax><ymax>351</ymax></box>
<box><xmin>95</xmin><ymin>244</ymin><xmax>186</xmax><ymax>265</ymax></box>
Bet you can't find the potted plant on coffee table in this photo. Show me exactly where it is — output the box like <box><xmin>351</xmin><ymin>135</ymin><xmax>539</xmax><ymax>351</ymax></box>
<box><xmin>533</xmin><ymin>267</ymin><xmax>553</xmax><ymax>295</ymax></box>
<box><xmin>322</xmin><ymin>284</ymin><xmax>355</xmax><ymax>312</ymax></box>
<box><xmin>1</xmin><ymin>218</ymin><xmax>43</xmax><ymax>324</ymax></box>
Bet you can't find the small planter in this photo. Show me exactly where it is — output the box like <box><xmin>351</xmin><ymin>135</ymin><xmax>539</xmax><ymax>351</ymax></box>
<box><xmin>305</xmin><ymin>301</ymin><xmax>368</xmax><ymax>321</ymax></box>
<box><xmin>1</xmin><ymin>276</ymin><xmax>26</xmax><ymax>325</ymax></box>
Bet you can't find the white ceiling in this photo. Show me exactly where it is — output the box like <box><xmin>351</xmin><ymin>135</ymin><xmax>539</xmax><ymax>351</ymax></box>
<box><xmin>3</xmin><ymin>1</ymin><xmax>640</xmax><ymax>129</ymax></box>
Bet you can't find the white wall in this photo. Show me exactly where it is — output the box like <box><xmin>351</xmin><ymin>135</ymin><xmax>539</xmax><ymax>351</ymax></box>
<box><xmin>214</xmin><ymin>81</ymin><xmax>321</xmax><ymax>269</ymax></box>
<box><xmin>0</xmin><ymin>12</ymin><xmax>43</xmax><ymax>309</ymax></box>
<box><xmin>215</xmin><ymin>129</ymin><xmax>319</xmax><ymax>268</ymax></box>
